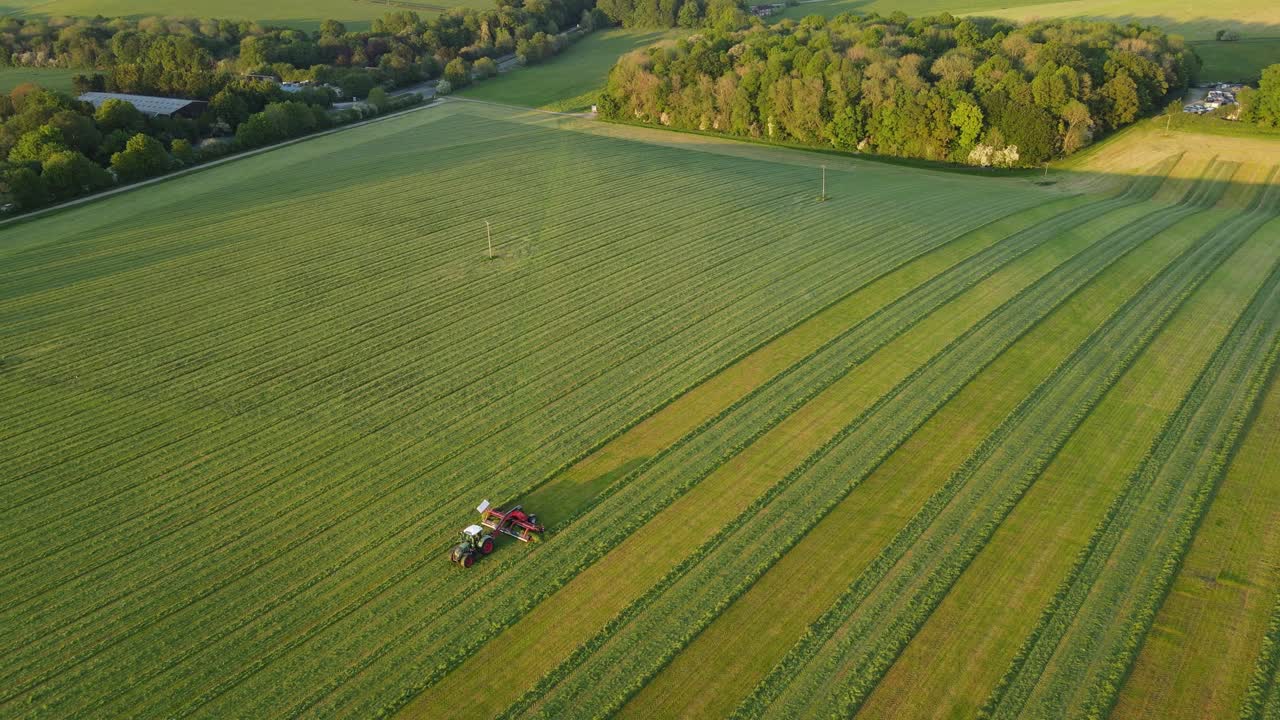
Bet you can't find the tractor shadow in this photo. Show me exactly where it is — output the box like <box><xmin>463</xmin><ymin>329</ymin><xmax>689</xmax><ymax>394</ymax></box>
<box><xmin>519</xmin><ymin>457</ymin><xmax>650</xmax><ymax>530</ymax></box>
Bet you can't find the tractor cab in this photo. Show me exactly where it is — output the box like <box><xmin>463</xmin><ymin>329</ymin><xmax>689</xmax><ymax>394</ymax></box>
<box><xmin>450</xmin><ymin>524</ymin><xmax>494</xmax><ymax>568</ymax></box>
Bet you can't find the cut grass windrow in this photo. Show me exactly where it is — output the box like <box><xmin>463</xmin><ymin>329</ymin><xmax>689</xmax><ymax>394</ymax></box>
<box><xmin>0</xmin><ymin>152</ymin><xmax>1049</xmax><ymax>712</ymax></box>
<box><xmin>625</xmin><ymin>201</ymin><xmax>1245</xmax><ymax>720</ymax></box>
<box><xmin>855</xmin><ymin>207</ymin><xmax>1277</xmax><ymax>720</ymax></box>
<box><xmin>499</xmin><ymin>172</ymin><xmax>1224</xmax><ymax>720</ymax></box>
<box><xmin>735</xmin><ymin>168</ymin><xmax>1266</xmax><ymax>720</ymax></box>
<box><xmin>980</xmin><ymin>181</ymin><xmax>1280</xmax><ymax>720</ymax></box>
<box><xmin>185</xmin><ymin>186</ymin><xmax>1102</xmax><ymax>719</ymax></box>
<box><xmin>1109</xmin><ymin>290</ymin><xmax>1280</xmax><ymax>720</ymax></box>
<box><xmin>380</xmin><ymin>192</ymin><xmax>1154</xmax><ymax>720</ymax></box>
<box><xmin>0</xmin><ymin>200</ymin><xmax>903</xmax><ymax>695</ymax></box>
<box><xmin>1239</xmin><ymin>588</ymin><xmax>1280</xmax><ymax>719</ymax></box>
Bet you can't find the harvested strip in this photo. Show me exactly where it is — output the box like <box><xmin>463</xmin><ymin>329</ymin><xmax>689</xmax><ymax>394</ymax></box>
<box><xmin>393</xmin><ymin>193</ymin><xmax>1131</xmax><ymax>720</ymax></box>
<box><xmin>511</xmin><ymin>179</ymin><xmax>1206</xmax><ymax>719</ymax></box>
<box><xmin>739</xmin><ymin>175</ymin><xmax>1241</xmax><ymax>720</ymax></box>
<box><xmin>620</xmin><ymin>207</ymin><xmax>1229</xmax><ymax>720</ymax></box>
<box><xmin>858</xmin><ymin>207</ymin><xmax>1280</xmax><ymax>720</ymax></box>
<box><xmin>1112</xmin><ymin>308</ymin><xmax>1280</xmax><ymax>720</ymax></box>
<box><xmin>982</xmin><ymin>186</ymin><xmax>1280</xmax><ymax>720</ymax></box>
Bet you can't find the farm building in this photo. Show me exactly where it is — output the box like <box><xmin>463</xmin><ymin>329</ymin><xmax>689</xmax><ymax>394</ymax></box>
<box><xmin>76</xmin><ymin>92</ymin><xmax>207</xmax><ymax>119</ymax></box>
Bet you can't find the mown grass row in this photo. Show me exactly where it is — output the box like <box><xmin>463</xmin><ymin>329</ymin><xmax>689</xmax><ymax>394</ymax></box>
<box><xmin>0</xmin><ymin>196</ymin><xmax>896</xmax><ymax>707</ymax></box>
<box><xmin>1240</xmin><ymin>589</ymin><xmax>1280</xmax><ymax>719</ymax></box>
<box><xmin>737</xmin><ymin>169</ymin><xmax>1255</xmax><ymax>720</ymax></box>
<box><xmin>615</xmin><ymin>199</ymin><xmax>1235</xmax><ymax>720</ymax></box>
<box><xmin>204</xmin><ymin>184</ymin><xmax>1076</xmax><ymax>719</ymax></box>
<box><xmin>0</xmin><ymin>127</ymin><xmax>777</xmax><ymax>486</ymax></box>
<box><xmin>0</xmin><ymin>117</ymin><xmax>1039</xmax><ymax>712</ymax></box>
<box><xmin>725</xmin><ymin>177</ymin><xmax>1233</xmax><ymax>718</ymax></box>
<box><xmin>0</xmin><ymin>160</ymin><xmax>821</xmax><ymax>555</ymax></box>
<box><xmin>383</xmin><ymin>192</ymin><xmax>1144</xmax><ymax>720</ymax></box>
<box><xmin>980</xmin><ymin>183</ymin><xmax>1280</xmax><ymax>720</ymax></box>
<box><xmin>2</xmin><ymin>117</ymin><xmax>890</xmax><ymax>566</ymax></box>
<box><xmin>500</xmin><ymin>178</ymin><xmax>1199</xmax><ymax>719</ymax></box>
<box><xmin>827</xmin><ymin>210</ymin><xmax>1256</xmax><ymax>720</ymax></box>
<box><xmin>283</xmin><ymin>181</ymin><xmax>1132</xmax><ymax>719</ymax></box>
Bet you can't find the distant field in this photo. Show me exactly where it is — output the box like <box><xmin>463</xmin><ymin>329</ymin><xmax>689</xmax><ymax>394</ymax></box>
<box><xmin>460</xmin><ymin>29</ymin><xmax>677</xmax><ymax>111</ymax></box>
<box><xmin>0</xmin><ymin>67</ymin><xmax>78</xmax><ymax>94</ymax></box>
<box><xmin>771</xmin><ymin>0</ymin><xmax>1280</xmax><ymax>79</ymax></box>
<box><xmin>2</xmin><ymin>99</ymin><xmax>1279</xmax><ymax>719</ymax></box>
<box><xmin>1191</xmin><ymin>38</ymin><xmax>1280</xmax><ymax>82</ymax></box>
<box><xmin>0</xmin><ymin>0</ymin><xmax>492</xmax><ymax>30</ymax></box>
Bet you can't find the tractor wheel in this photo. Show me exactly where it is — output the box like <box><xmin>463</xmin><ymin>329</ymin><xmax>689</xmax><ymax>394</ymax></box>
<box><xmin>481</xmin><ymin>537</ymin><xmax>495</xmax><ymax>555</ymax></box>
<box><xmin>462</xmin><ymin>553</ymin><xmax>475</xmax><ymax>568</ymax></box>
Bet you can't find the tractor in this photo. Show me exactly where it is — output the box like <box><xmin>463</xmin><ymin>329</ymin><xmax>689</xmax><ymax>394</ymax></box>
<box><xmin>449</xmin><ymin>524</ymin><xmax>495</xmax><ymax>568</ymax></box>
<box><xmin>450</xmin><ymin>499</ymin><xmax>545</xmax><ymax>568</ymax></box>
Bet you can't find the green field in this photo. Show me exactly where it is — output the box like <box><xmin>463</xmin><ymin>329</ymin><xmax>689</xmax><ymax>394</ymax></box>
<box><xmin>460</xmin><ymin>29</ymin><xmax>677</xmax><ymax>111</ymax></box>
<box><xmin>0</xmin><ymin>67</ymin><xmax>79</xmax><ymax>94</ymax></box>
<box><xmin>0</xmin><ymin>0</ymin><xmax>491</xmax><ymax>30</ymax></box>
<box><xmin>1191</xmin><ymin>38</ymin><xmax>1280</xmax><ymax>82</ymax></box>
<box><xmin>2</xmin><ymin>100</ymin><xmax>1280</xmax><ymax>720</ymax></box>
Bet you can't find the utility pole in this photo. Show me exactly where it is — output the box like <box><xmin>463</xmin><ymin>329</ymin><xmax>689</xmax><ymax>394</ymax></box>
<box><xmin>486</xmin><ymin>220</ymin><xmax>494</xmax><ymax>259</ymax></box>
<box><xmin>821</xmin><ymin>165</ymin><xmax>827</xmax><ymax>201</ymax></box>
<box><xmin>1166</xmin><ymin>112</ymin><xmax>1172</xmax><ymax>132</ymax></box>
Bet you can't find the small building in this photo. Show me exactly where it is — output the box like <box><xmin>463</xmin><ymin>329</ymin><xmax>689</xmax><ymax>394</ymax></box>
<box><xmin>750</xmin><ymin>3</ymin><xmax>785</xmax><ymax>16</ymax></box>
<box><xmin>77</xmin><ymin>92</ymin><xmax>207</xmax><ymax>119</ymax></box>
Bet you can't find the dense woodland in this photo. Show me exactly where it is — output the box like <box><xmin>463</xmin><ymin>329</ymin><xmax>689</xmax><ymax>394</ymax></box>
<box><xmin>599</xmin><ymin>13</ymin><xmax>1197</xmax><ymax>165</ymax></box>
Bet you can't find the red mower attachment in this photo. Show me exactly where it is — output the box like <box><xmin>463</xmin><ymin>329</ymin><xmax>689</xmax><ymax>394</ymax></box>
<box><xmin>477</xmin><ymin>499</ymin><xmax>545</xmax><ymax>542</ymax></box>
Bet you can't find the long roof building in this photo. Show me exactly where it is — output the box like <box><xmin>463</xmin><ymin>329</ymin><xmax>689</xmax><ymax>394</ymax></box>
<box><xmin>76</xmin><ymin>92</ymin><xmax>207</xmax><ymax>118</ymax></box>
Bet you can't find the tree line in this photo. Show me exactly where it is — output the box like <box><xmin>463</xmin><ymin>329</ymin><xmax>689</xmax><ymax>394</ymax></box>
<box><xmin>0</xmin><ymin>79</ymin><xmax>422</xmax><ymax>212</ymax></box>
<box><xmin>0</xmin><ymin>0</ymin><xmax>593</xmax><ymax>102</ymax></box>
<box><xmin>597</xmin><ymin>13</ymin><xmax>1197</xmax><ymax>166</ymax></box>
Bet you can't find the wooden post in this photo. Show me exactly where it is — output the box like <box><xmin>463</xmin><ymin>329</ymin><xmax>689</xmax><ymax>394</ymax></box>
<box><xmin>486</xmin><ymin>220</ymin><xmax>494</xmax><ymax>259</ymax></box>
<box><xmin>821</xmin><ymin>165</ymin><xmax>827</xmax><ymax>200</ymax></box>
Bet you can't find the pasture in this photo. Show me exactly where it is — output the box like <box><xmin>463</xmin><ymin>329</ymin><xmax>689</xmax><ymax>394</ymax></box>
<box><xmin>1</xmin><ymin>100</ymin><xmax>1279</xmax><ymax>719</ymax></box>
<box><xmin>0</xmin><ymin>67</ymin><xmax>78</xmax><ymax>94</ymax></box>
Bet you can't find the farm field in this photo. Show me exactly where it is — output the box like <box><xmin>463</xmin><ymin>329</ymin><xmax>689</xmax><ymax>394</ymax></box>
<box><xmin>2</xmin><ymin>100</ymin><xmax>1280</xmax><ymax>719</ymax></box>
<box><xmin>459</xmin><ymin>29</ymin><xmax>678</xmax><ymax>112</ymax></box>
<box><xmin>0</xmin><ymin>0</ymin><xmax>487</xmax><ymax>30</ymax></box>
<box><xmin>0</xmin><ymin>67</ymin><xmax>78</xmax><ymax>94</ymax></box>
<box><xmin>1190</xmin><ymin>38</ymin><xmax>1280</xmax><ymax>83</ymax></box>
